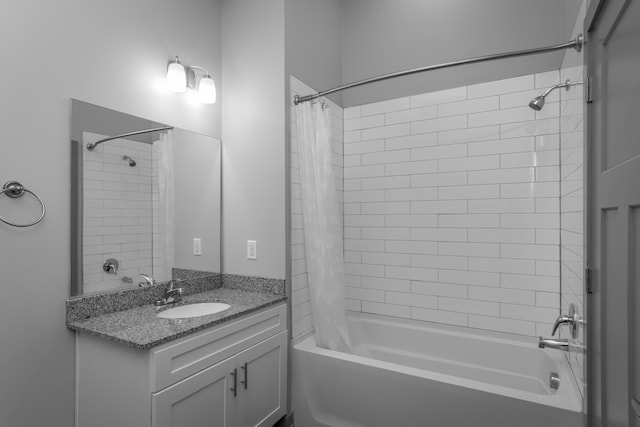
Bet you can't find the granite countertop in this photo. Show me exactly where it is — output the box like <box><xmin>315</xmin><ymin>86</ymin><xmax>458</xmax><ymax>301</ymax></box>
<box><xmin>67</xmin><ymin>288</ymin><xmax>286</xmax><ymax>350</ymax></box>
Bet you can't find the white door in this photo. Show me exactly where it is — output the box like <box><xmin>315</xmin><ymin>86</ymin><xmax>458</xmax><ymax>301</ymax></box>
<box><xmin>586</xmin><ymin>0</ymin><xmax>640</xmax><ymax>425</ymax></box>
<box><xmin>152</xmin><ymin>356</ymin><xmax>236</xmax><ymax>427</ymax></box>
<box><xmin>236</xmin><ymin>331</ymin><xmax>287</xmax><ymax>427</ymax></box>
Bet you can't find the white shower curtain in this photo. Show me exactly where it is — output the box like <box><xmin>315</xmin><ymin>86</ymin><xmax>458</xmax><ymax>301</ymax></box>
<box><xmin>153</xmin><ymin>130</ymin><xmax>175</xmax><ymax>282</ymax></box>
<box><xmin>296</xmin><ymin>101</ymin><xmax>352</xmax><ymax>353</ymax></box>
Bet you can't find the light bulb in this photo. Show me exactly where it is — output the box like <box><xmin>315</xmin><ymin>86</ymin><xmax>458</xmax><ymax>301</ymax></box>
<box><xmin>198</xmin><ymin>75</ymin><xmax>216</xmax><ymax>104</ymax></box>
<box><xmin>166</xmin><ymin>57</ymin><xmax>186</xmax><ymax>92</ymax></box>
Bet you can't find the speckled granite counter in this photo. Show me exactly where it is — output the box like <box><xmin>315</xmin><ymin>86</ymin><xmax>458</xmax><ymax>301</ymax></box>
<box><xmin>67</xmin><ymin>288</ymin><xmax>286</xmax><ymax>350</ymax></box>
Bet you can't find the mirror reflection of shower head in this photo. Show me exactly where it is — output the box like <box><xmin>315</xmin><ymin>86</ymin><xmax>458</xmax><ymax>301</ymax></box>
<box><xmin>122</xmin><ymin>155</ymin><xmax>136</xmax><ymax>167</ymax></box>
<box><xmin>528</xmin><ymin>79</ymin><xmax>583</xmax><ymax>111</ymax></box>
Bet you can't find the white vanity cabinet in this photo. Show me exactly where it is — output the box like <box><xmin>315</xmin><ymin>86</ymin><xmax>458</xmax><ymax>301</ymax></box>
<box><xmin>75</xmin><ymin>303</ymin><xmax>287</xmax><ymax>427</ymax></box>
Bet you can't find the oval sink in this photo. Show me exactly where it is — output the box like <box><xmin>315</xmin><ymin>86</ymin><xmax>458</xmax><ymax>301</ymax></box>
<box><xmin>157</xmin><ymin>302</ymin><xmax>231</xmax><ymax>319</ymax></box>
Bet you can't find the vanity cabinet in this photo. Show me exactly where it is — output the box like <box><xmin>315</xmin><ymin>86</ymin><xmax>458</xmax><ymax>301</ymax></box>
<box><xmin>75</xmin><ymin>304</ymin><xmax>287</xmax><ymax>427</ymax></box>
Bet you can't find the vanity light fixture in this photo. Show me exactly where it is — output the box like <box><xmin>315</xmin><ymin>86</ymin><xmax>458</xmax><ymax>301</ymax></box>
<box><xmin>166</xmin><ymin>56</ymin><xmax>216</xmax><ymax>104</ymax></box>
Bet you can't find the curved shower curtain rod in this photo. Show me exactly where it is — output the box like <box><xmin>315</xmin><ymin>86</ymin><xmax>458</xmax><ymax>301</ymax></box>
<box><xmin>294</xmin><ymin>34</ymin><xmax>584</xmax><ymax>105</ymax></box>
<box><xmin>85</xmin><ymin>125</ymin><xmax>174</xmax><ymax>151</ymax></box>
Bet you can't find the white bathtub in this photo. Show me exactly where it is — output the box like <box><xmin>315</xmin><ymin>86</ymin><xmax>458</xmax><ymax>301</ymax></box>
<box><xmin>292</xmin><ymin>312</ymin><xmax>583</xmax><ymax>427</ymax></box>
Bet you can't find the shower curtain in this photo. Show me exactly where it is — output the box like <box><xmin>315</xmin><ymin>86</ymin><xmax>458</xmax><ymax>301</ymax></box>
<box><xmin>296</xmin><ymin>101</ymin><xmax>352</xmax><ymax>352</ymax></box>
<box><xmin>153</xmin><ymin>131</ymin><xmax>175</xmax><ymax>283</ymax></box>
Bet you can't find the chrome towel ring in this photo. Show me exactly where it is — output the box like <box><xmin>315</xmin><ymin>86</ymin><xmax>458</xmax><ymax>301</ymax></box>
<box><xmin>0</xmin><ymin>181</ymin><xmax>46</xmax><ymax>227</ymax></box>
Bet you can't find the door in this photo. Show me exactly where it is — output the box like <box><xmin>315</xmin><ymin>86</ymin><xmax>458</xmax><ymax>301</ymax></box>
<box><xmin>236</xmin><ymin>331</ymin><xmax>287</xmax><ymax>427</ymax></box>
<box><xmin>586</xmin><ymin>0</ymin><xmax>640</xmax><ymax>425</ymax></box>
<box><xmin>152</xmin><ymin>356</ymin><xmax>236</xmax><ymax>427</ymax></box>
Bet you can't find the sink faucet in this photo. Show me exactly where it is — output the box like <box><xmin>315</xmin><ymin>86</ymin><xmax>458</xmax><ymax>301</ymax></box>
<box><xmin>155</xmin><ymin>281</ymin><xmax>183</xmax><ymax>306</ymax></box>
<box><xmin>138</xmin><ymin>273</ymin><xmax>156</xmax><ymax>288</ymax></box>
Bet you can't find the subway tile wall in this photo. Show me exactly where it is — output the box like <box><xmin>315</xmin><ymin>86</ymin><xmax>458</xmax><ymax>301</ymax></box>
<box><xmin>342</xmin><ymin>71</ymin><xmax>562</xmax><ymax>337</ymax></box>
<box><xmin>82</xmin><ymin>132</ymin><xmax>160</xmax><ymax>294</ymax></box>
<box><xmin>290</xmin><ymin>77</ymin><xmax>344</xmax><ymax>338</ymax></box>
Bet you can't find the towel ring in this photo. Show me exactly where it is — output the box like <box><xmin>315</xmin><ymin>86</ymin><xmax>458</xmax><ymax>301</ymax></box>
<box><xmin>0</xmin><ymin>181</ymin><xmax>46</xmax><ymax>227</ymax></box>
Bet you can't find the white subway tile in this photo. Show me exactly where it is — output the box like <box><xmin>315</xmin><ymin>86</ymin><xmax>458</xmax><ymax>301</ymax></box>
<box><xmin>438</xmin><ymin>184</ymin><xmax>500</xmax><ymax>200</ymax></box>
<box><xmin>411</xmin><ymin>200</ymin><xmax>467</xmax><ymax>214</ymax></box>
<box><xmin>469</xmin><ymin>315</ymin><xmax>535</xmax><ymax>336</ymax></box>
<box><xmin>362</xmin><ymin>301</ymin><xmax>411</xmax><ymax>319</ymax></box>
<box><xmin>344</xmin><ymin>262</ymin><xmax>385</xmax><ymax>277</ymax></box>
<box><xmin>362</xmin><ymin>252</ymin><xmax>410</xmax><ymax>266</ymax></box>
<box><xmin>468</xmin><ymin>228</ymin><xmax>535</xmax><ymax>244</ymax></box>
<box><xmin>438</xmin><ymin>96</ymin><xmax>499</xmax><ymax>117</ymax></box>
<box><xmin>438</xmin><ymin>125</ymin><xmax>500</xmax><ymax>145</ymax></box>
<box><xmin>363</xmin><ymin>276</ymin><xmax>410</xmax><ymax>293</ymax></box>
<box><xmin>468</xmin><ymin>257</ymin><xmax>535</xmax><ymax>275</ymax></box>
<box><xmin>343</xmin><ymin>190</ymin><xmax>385</xmax><ymax>203</ymax></box>
<box><xmin>344</xmin><ymin>140</ymin><xmax>385</xmax><ymax>156</ymax></box>
<box><xmin>385</xmin><ymin>215</ymin><xmax>438</xmax><ymax>228</ymax></box>
<box><xmin>344</xmin><ymin>239</ymin><xmax>385</xmax><ymax>252</ymax></box>
<box><xmin>361</xmin><ymin>97</ymin><xmax>411</xmax><ymax>116</ymax></box>
<box><xmin>386</xmin><ymin>160</ymin><xmax>437</xmax><ymax>176</ymax></box>
<box><xmin>469</xmin><ymin>107</ymin><xmax>535</xmax><ymax>128</ymax></box>
<box><xmin>412</xmin><ymin>115</ymin><xmax>467</xmax><ymax>135</ymax></box>
<box><xmin>346</xmin><ymin>287</ymin><xmax>385</xmax><ymax>303</ymax></box>
<box><xmin>411</xmin><ymin>87</ymin><xmax>467</xmax><ymax>108</ymax></box>
<box><xmin>344</xmin><ymin>106</ymin><xmax>361</xmax><ymax>119</ymax></box>
<box><xmin>501</xmin><ymin>304</ymin><xmax>558</xmax><ymax>323</ymax></box>
<box><xmin>468</xmin><ymin>75</ymin><xmax>534</xmax><ymax>99</ymax></box>
<box><xmin>362</xmin><ymin>227</ymin><xmax>410</xmax><ymax>240</ymax></box>
<box><xmin>345</xmin><ymin>299</ymin><xmax>362</xmax><ymax>312</ymax></box>
<box><xmin>500</xmin><ymin>244</ymin><xmax>559</xmax><ymax>261</ymax></box>
<box><xmin>469</xmin><ymin>286</ymin><xmax>535</xmax><ymax>305</ymax></box>
<box><xmin>438</xmin><ymin>242</ymin><xmax>500</xmax><ymax>258</ymax></box>
<box><xmin>439</xmin><ymin>297</ymin><xmax>500</xmax><ymax>316</ymax></box>
<box><xmin>536</xmin><ymin>292</ymin><xmax>560</xmax><ymax>308</ymax></box>
<box><xmin>385</xmin><ymin>187</ymin><xmax>438</xmax><ymax>201</ymax></box>
<box><xmin>536</xmin><ymin>198</ymin><xmax>560</xmax><ymax>213</ymax></box>
<box><xmin>344</xmin><ymin>179</ymin><xmax>361</xmax><ymax>191</ymax></box>
<box><xmin>500</xmin><ymin>182</ymin><xmax>559</xmax><ymax>199</ymax></box>
<box><xmin>535</xmin><ymin>70</ymin><xmax>560</xmax><ymax>89</ymax></box>
<box><xmin>412</xmin><ymin>172</ymin><xmax>468</xmax><ymax>188</ymax></box>
<box><xmin>535</xmin><ymin>166</ymin><xmax>560</xmax><ymax>182</ymax></box>
<box><xmin>411</xmin><ymin>144</ymin><xmax>467</xmax><ymax>161</ymax></box>
<box><xmin>467</xmin><ymin>137</ymin><xmax>534</xmax><ymax>156</ymax></box>
<box><xmin>439</xmin><ymin>156</ymin><xmax>500</xmax><ymax>172</ymax></box>
<box><xmin>361</xmin><ymin>176</ymin><xmax>410</xmax><ymax>190</ymax></box>
<box><xmin>439</xmin><ymin>270</ymin><xmax>500</xmax><ymax>287</ymax></box>
<box><xmin>411</xmin><ymin>228</ymin><xmax>467</xmax><ymax>242</ymax></box>
<box><xmin>500</xmin><ymin>273</ymin><xmax>559</xmax><ymax>292</ymax></box>
<box><xmin>468</xmin><ymin>168</ymin><xmax>534</xmax><ymax>184</ymax></box>
<box><xmin>536</xmin><ymin>229</ymin><xmax>560</xmax><ymax>245</ymax></box>
<box><xmin>386</xmin><ymin>105</ymin><xmax>437</xmax><ymax>125</ymax></box>
<box><xmin>536</xmin><ymin>134</ymin><xmax>560</xmax><ymax>151</ymax></box>
<box><xmin>438</xmin><ymin>214</ymin><xmax>500</xmax><ymax>228</ymax></box>
<box><xmin>386</xmin><ymin>266</ymin><xmax>438</xmax><ymax>281</ymax></box>
<box><xmin>468</xmin><ymin>198</ymin><xmax>535</xmax><ymax>214</ymax></box>
<box><xmin>344</xmin><ymin>114</ymin><xmax>385</xmax><ymax>131</ymax></box>
<box><xmin>501</xmin><ymin>150</ymin><xmax>559</xmax><ymax>168</ymax></box>
<box><xmin>386</xmin><ymin>133</ymin><xmax>437</xmax><ymax>150</ymax></box>
<box><xmin>362</xmin><ymin>202</ymin><xmax>410</xmax><ymax>215</ymax></box>
<box><xmin>411</xmin><ymin>307</ymin><xmax>468</xmax><ymax>327</ymax></box>
<box><xmin>344</xmin><ymin>165</ymin><xmax>385</xmax><ymax>179</ymax></box>
<box><xmin>500</xmin><ymin>118</ymin><xmax>559</xmax><ymax>138</ymax></box>
<box><xmin>411</xmin><ymin>254</ymin><xmax>467</xmax><ymax>270</ymax></box>
<box><xmin>500</xmin><ymin>213</ymin><xmax>559</xmax><ymax>229</ymax></box>
<box><xmin>362</xmin><ymin>149</ymin><xmax>411</xmax><ymax>165</ymax></box>
<box><xmin>344</xmin><ymin>130</ymin><xmax>362</xmax><ymax>143</ymax></box>
<box><xmin>344</xmin><ymin>215</ymin><xmax>385</xmax><ymax>227</ymax></box>
<box><xmin>412</xmin><ymin>281</ymin><xmax>468</xmax><ymax>298</ymax></box>
<box><xmin>386</xmin><ymin>240</ymin><xmax>438</xmax><ymax>255</ymax></box>
<box><xmin>536</xmin><ymin>260</ymin><xmax>560</xmax><ymax>276</ymax></box>
<box><xmin>362</xmin><ymin>123</ymin><xmax>411</xmax><ymax>140</ymax></box>
<box><xmin>386</xmin><ymin>292</ymin><xmax>438</xmax><ymax>309</ymax></box>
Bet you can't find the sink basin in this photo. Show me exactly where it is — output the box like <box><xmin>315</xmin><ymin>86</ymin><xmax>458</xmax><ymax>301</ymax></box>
<box><xmin>157</xmin><ymin>302</ymin><xmax>231</xmax><ymax>319</ymax></box>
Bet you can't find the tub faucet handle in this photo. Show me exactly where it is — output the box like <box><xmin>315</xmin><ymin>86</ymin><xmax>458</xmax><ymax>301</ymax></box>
<box><xmin>551</xmin><ymin>303</ymin><xmax>580</xmax><ymax>338</ymax></box>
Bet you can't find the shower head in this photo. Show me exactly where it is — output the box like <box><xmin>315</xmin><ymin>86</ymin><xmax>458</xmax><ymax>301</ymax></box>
<box><xmin>528</xmin><ymin>96</ymin><xmax>545</xmax><ymax>111</ymax></box>
<box><xmin>528</xmin><ymin>79</ymin><xmax>583</xmax><ymax>111</ymax></box>
<box><xmin>122</xmin><ymin>155</ymin><xmax>136</xmax><ymax>167</ymax></box>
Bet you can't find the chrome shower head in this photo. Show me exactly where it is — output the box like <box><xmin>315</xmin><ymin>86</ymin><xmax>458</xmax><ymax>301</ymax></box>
<box><xmin>528</xmin><ymin>96</ymin><xmax>545</xmax><ymax>111</ymax></box>
<box><xmin>122</xmin><ymin>155</ymin><xmax>136</xmax><ymax>167</ymax></box>
<box><xmin>528</xmin><ymin>79</ymin><xmax>583</xmax><ymax>111</ymax></box>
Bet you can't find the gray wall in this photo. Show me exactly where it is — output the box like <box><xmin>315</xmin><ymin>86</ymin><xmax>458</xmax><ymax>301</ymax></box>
<box><xmin>221</xmin><ymin>0</ymin><xmax>286</xmax><ymax>279</ymax></box>
<box><xmin>340</xmin><ymin>0</ymin><xmax>568</xmax><ymax>106</ymax></box>
<box><xmin>0</xmin><ymin>0</ymin><xmax>220</xmax><ymax>424</ymax></box>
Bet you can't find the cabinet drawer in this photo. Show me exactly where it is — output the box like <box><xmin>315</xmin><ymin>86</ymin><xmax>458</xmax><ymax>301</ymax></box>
<box><xmin>151</xmin><ymin>303</ymin><xmax>286</xmax><ymax>392</ymax></box>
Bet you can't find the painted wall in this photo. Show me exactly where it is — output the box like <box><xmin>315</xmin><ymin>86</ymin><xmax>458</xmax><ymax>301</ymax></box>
<box><xmin>340</xmin><ymin>0</ymin><xmax>567</xmax><ymax>107</ymax></box>
<box><xmin>0</xmin><ymin>0</ymin><xmax>220</xmax><ymax>424</ymax></box>
<box><xmin>221</xmin><ymin>0</ymin><xmax>286</xmax><ymax>279</ymax></box>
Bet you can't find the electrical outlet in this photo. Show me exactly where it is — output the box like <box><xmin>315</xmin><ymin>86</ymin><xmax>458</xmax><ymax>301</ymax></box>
<box><xmin>247</xmin><ymin>240</ymin><xmax>257</xmax><ymax>260</ymax></box>
<box><xmin>193</xmin><ymin>238</ymin><xmax>202</xmax><ymax>256</ymax></box>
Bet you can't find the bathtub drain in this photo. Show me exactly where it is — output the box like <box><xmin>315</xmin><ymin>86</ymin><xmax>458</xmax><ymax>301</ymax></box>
<box><xmin>550</xmin><ymin>372</ymin><xmax>560</xmax><ymax>390</ymax></box>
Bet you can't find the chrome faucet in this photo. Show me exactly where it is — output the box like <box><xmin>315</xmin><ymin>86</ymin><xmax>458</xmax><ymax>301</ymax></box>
<box><xmin>539</xmin><ymin>303</ymin><xmax>585</xmax><ymax>353</ymax></box>
<box><xmin>538</xmin><ymin>337</ymin><xmax>585</xmax><ymax>353</ymax></box>
<box><xmin>155</xmin><ymin>281</ymin><xmax>183</xmax><ymax>306</ymax></box>
<box><xmin>138</xmin><ymin>273</ymin><xmax>156</xmax><ymax>288</ymax></box>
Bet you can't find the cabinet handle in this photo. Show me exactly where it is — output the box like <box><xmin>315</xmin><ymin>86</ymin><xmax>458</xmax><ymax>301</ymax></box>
<box><xmin>240</xmin><ymin>362</ymin><xmax>248</xmax><ymax>390</ymax></box>
<box><xmin>230</xmin><ymin>368</ymin><xmax>237</xmax><ymax>397</ymax></box>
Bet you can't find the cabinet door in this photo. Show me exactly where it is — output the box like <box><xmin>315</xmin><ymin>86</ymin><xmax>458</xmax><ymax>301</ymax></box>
<box><xmin>237</xmin><ymin>331</ymin><xmax>288</xmax><ymax>427</ymax></box>
<box><xmin>152</xmin><ymin>356</ymin><xmax>236</xmax><ymax>427</ymax></box>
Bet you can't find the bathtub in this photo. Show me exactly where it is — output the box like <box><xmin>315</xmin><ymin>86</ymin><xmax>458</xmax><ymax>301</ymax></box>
<box><xmin>292</xmin><ymin>312</ymin><xmax>583</xmax><ymax>427</ymax></box>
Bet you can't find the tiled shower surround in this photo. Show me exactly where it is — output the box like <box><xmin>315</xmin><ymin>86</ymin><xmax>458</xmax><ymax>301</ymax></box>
<box><xmin>291</xmin><ymin>71</ymin><xmax>566</xmax><ymax>339</ymax></box>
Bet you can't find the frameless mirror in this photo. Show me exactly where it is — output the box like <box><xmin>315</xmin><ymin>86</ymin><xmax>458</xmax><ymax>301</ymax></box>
<box><xmin>70</xmin><ymin>100</ymin><xmax>221</xmax><ymax>296</ymax></box>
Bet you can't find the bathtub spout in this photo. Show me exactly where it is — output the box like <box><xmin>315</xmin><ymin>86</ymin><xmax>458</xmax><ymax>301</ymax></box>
<box><xmin>538</xmin><ymin>337</ymin><xmax>586</xmax><ymax>353</ymax></box>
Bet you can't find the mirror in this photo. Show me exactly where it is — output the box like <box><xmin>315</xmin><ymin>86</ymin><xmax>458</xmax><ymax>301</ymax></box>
<box><xmin>70</xmin><ymin>100</ymin><xmax>221</xmax><ymax>296</ymax></box>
